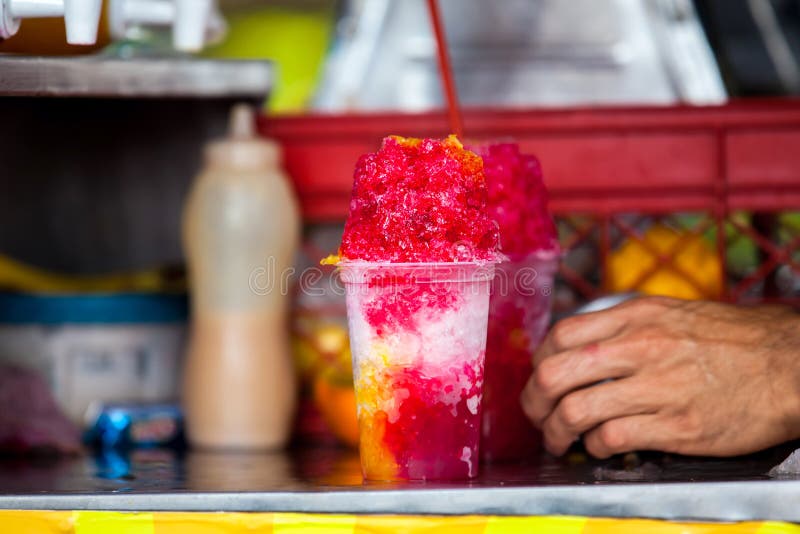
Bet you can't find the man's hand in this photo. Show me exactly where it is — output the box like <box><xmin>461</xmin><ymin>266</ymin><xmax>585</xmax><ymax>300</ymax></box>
<box><xmin>520</xmin><ymin>297</ymin><xmax>800</xmax><ymax>459</ymax></box>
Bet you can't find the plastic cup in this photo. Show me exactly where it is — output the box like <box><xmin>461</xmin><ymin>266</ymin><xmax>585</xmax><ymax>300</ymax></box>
<box><xmin>338</xmin><ymin>262</ymin><xmax>495</xmax><ymax>481</ymax></box>
<box><xmin>481</xmin><ymin>252</ymin><xmax>558</xmax><ymax>462</ymax></box>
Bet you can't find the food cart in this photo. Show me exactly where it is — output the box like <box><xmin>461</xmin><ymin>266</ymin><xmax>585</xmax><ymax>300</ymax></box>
<box><xmin>1</xmin><ymin>0</ymin><xmax>799</xmax><ymax>531</ymax></box>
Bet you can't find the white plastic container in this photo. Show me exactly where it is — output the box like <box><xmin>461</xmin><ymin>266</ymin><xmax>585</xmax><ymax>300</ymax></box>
<box><xmin>0</xmin><ymin>292</ymin><xmax>187</xmax><ymax>425</ymax></box>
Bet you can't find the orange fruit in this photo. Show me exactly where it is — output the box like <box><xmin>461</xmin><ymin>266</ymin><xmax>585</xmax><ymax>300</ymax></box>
<box><xmin>292</xmin><ymin>321</ymin><xmax>352</xmax><ymax>383</ymax></box>
<box><xmin>312</xmin><ymin>376</ymin><xmax>360</xmax><ymax>448</ymax></box>
<box><xmin>608</xmin><ymin>224</ymin><xmax>723</xmax><ymax>300</ymax></box>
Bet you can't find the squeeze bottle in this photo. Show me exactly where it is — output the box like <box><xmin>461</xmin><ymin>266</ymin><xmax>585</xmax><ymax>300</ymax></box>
<box><xmin>182</xmin><ymin>104</ymin><xmax>299</xmax><ymax>449</ymax></box>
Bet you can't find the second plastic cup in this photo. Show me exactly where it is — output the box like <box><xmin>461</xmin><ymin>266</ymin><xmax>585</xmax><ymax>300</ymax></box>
<box><xmin>339</xmin><ymin>262</ymin><xmax>495</xmax><ymax>481</ymax></box>
<box><xmin>481</xmin><ymin>252</ymin><xmax>558</xmax><ymax>462</ymax></box>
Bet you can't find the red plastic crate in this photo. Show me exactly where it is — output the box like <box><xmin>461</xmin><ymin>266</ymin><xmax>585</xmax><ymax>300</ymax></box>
<box><xmin>259</xmin><ymin>101</ymin><xmax>800</xmax><ymax>305</ymax></box>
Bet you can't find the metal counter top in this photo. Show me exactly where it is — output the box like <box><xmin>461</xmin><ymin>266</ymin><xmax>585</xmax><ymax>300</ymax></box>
<box><xmin>0</xmin><ymin>55</ymin><xmax>272</xmax><ymax>98</ymax></box>
<box><xmin>1</xmin><ymin>444</ymin><xmax>799</xmax><ymax>522</ymax></box>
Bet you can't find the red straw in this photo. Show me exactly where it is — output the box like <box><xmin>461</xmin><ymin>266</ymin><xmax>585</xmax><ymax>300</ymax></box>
<box><xmin>426</xmin><ymin>0</ymin><xmax>464</xmax><ymax>139</ymax></box>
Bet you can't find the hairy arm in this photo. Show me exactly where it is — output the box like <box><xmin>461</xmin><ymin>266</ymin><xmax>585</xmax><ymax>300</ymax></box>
<box><xmin>521</xmin><ymin>297</ymin><xmax>800</xmax><ymax>458</ymax></box>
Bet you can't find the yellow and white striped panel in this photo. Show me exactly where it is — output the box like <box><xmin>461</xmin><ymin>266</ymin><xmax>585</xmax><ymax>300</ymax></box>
<box><xmin>0</xmin><ymin>511</ymin><xmax>798</xmax><ymax>534</ymax></box>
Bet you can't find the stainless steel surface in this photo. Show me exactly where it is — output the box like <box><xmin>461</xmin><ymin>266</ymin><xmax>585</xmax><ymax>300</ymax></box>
<box><xmin>1</xmin><ymin>445</ymin><xmax>799</xmax><ymax>521</ymax></box>
<box><xmin>0</xmin><ymin>55</ymin><xmax>272</xmax><ymax>97</ymax></box>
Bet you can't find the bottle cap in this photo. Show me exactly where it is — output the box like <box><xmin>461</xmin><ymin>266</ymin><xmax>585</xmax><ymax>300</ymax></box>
<box><xmin>205</xmin><ymin>104</ymin><xmax>280</xmax><ymax>170</ymax></box>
